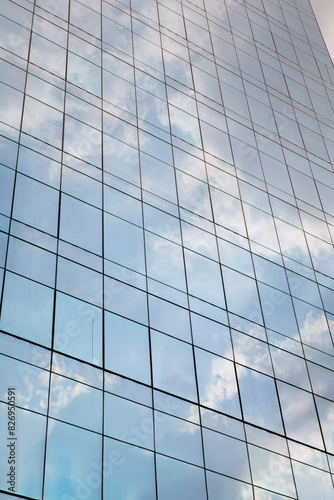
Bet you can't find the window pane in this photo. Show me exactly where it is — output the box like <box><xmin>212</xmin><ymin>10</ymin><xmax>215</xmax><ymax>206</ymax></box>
<box><xmin>270</xmin><ymin>346</ymin><xmax>310</xmax><ymax>390</ymax></box>
<box><xmin>104</xmin><ymin>213</ymin><xmax>145</xmax><ymax>273</ymax></box>
<box><xmin>145</xmin><ymin>232</ymin><xmax>186</xmax><ymax>291</ymax></box>
<box><xmin>237</xmin><ymin>366</ymin><xmax>283</xmax><ymax>434</ymax></box>
<box><xmin>176</xmin><ymin>170</ymin><xmax>212</xmax><ymax>219</ymax></box>
<box><xmin>151</xmin><ymin>330</ymin><xmax>197</xmax><ymax>401</ymax></box>
<box><xmin>60</xmin><ymin>194</ymin><xmax>102</xmax><ymax>254</ymax></box>
<box><xmin>104</xmin><ymin>276</ymin><xmax>148</xmax><ymax>324</ymax></box>
<box><xmin>0</xmin><ymin>165</ymin><xmax>15</xmax><ymax>216</ymax></box>
<box><xmin>0</xmin><ymin>404</ymin><xmax>46</xmax><ymax>499</ymax></box>
<box><xmin>207</xmin><ymin>470</ymin><xmax>253</xmax><ymax>500</ymax></box>
<box><xmin>191</xmin><ymin>312</ymin><xmax>232</xmax><ymax>358</ymax></box>
<box><xmin>293</xmin><ymin>462</ymin><xmax>334</xmax><ymax>500</ymax></box>
<box><xmin>13</xmin><ymin>174</ymin><xmax>59</xmax><ymax>235</ymax></box>
<box><xmin>105</xmin><ymin>312</ymin><xmax>151</xmax><ymax>385</ymax></box>
<box><xmin>17</xmin><ymin>146</ymin><xmax>61</xmax><ymax>189</ymax></box>
<box><xmin>203</xmin><ymin>427</ymin><xmax>251</xmax><ymax>482</ymax></box>
<box><xmin>277</xmin><ymin>381</ymin><xmax>324</xmax><ymax>449</ymax></box>
<box><xmin>149</xmin><ymin>295</ymin><xmax>191</xmax><ymax>342</ymax></box>
<box><xmin>62</xmin><ymin>166</ymin><xmax>101</xmax><ymax>208</ymax></box>
<box><xmin>54</xmin><ymin>292</ymin><xmax>102</xmax><ymax>366</ymax></box>
<box><xmin>258</xmin><ymin>282</ymin><xmax>299</xmax><ymax>339</ymax></box>
<box><xmin>103</xmin><ymin>438</ymin><xmax>156</xmax><ymax>500</ymax></box>
<box><xmin>155</xmin><ymin>412</ymin><xmax>203</xmax><ymax>466</ymax></box>
<box><xmin>57</xmin><ymin>257</ymin><xmax>103</xmax><ymax>307</ymax></box>
<box><xmin>0</xmin><ymin>355</ymin><xmax>49</xmax><ymax>413</ymax></box>
<box><xmin>64</xmin><ymin>115</ymin><xmax>102</xmax><ymax>169</ymax></box>
<box><xmin>30</xmin><ymin>33</ymin><xmax>66</xmax><ymax>78</ymax></box>
<box><xmin>49</xmin><ymin>373</ymin><xmax>102</xmax><ymax>432</ymax></box>
<box><xmin>104</xmin><ymin>393</ymin><xmax>153</xmax><ymax>450</ymax></box>
<box><xmin>44</xmin><ymin>421</ymin><xmax>102</xmax><ymax>500</ymax></box>
<box><xmin>195</xmin><ymin>347</ymin><xmax>241</xmax><ymax>418</ymax></box>
<box><xmin>22</xmin><ymin>97</ymin><xmax>63</xmax><ymax>149</ymax></box>
<box><xmin>157</xmin><ymin>455</ymin><xmax>207</xmax><ymax>500</ymax></box>
<box><xmin>223</xmin><ymin>267</ymin><xmax>262</xmax><ymax>323</ymax></box>
<box><xmin>185</xmin><ymin>249</ymin><xmax>225</xmax><ymax>307</ymax></box>
<box><xmin>6</xmin><ymin>237</ymin><xmax>56</xmax><ymax>287</ymax></box>
<box><xmin>248</xmin><ymin>445</ymin><xmax>296</xmax><ymax>497</ymax></box>
<box><xmin>0</xmin><ymin>82</ymin><xmax>24</xmax><ymax>134</ymax></box>
<box><xmin>68</xmin><ymin>52</ymin><xmax>101</xmax><ymax>96</ymax></box>
<box><xmin>232</xmin><ymin>331</ymin><xmax>273</xmax><ymax>375</ymax></box>
<box><xmin>0</xmin><ymin>272</ymin><xmax>53</xmax><ymax>347</ymax></box>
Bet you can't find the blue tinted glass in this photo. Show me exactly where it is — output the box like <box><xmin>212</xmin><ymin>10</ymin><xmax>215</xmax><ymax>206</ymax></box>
<box><xmin>203</xmin><ymin>428</ymin><xmax>251</xmax><ymax>482</ymax></box>
<box><xmin>237</xmin><ymin>366</ymin><xmax>283</xmax><ymax>434</ymax></box>
<box><xmin>156</xmin><ymin>454</ymin><xmax>207</xmax><ymax>500</ymax></box>
<box><xmin>12</xmin><ymin>174</ymin><xmax>59</xmax><ymax>236</ymax></box>
<box><xmin>104</xmin><ymin>213</ymin><xmax>145</xmax><ymax>273</ymax></box>
<box><xmin>258</xmin><ymin>282</ymin><xmax>299</xmax><ymax>339</ymax></box>
<box><xmin>105</xmin><ymin>312</ymin><xmax>151</xmax><ymax>384</ymax></box>
<box><xmin>103</xmin><ymin>438</ymin><xmax>156</xmax><ymax>499</ymax></box>
<box><xmin>149</xmin><ymin>295</ymin><xmax>191</xmax><ymax>342</ymax></box>
<box><xmin>223</xmin><ymin>267</ymin><xmax>262</xmax><ymax>323</ymax></box>
<box><xmin>185</xmin><ymin>249</ymin><xmax>225</xmax><ymax>307</ymax></box>
<box><xmin>104</xmin><ymin>393</ymin><xmax>153</xmax><ymax>450</ymax></box>
<box><xmin>44</xmin><ymin>421</ymin><xmax>102</xmax><ymax>500</ymax></box>
<box><xmin>0</xmin><ymin>165</ymin><xmax>15</xmax><ymax>216</ymax></box>
<box><xmin>60</xmin><ymin>194</ymin><xmax>102</xmax><ymax>255</ymax></box>
<box><xmin>17</xmin><ymin>146</ymin><xmax>61</xmax><ymax>189</ymax></box>
<box><xmin>293</xmin><ymin>461</ymin><xmax>333</xmax><ymax>500</ymax></box>
<box><xmin>248</xmin><ymin>445</ymin><xmax>296</xmax><ymax>497</ymax></box>
<box><xmin>22</xmin><ymin>97</ymin><xmax>63</xmax><ymax>148</ymax></box>
<box><xmin>0</xmin><ymin>272</ymin><xmax>53</xmax><ymax>347</ymax></box>
<box><xmin>191</xmin><ymin>312</ymin><xmax>232</xmax><ymax>358</ymax></box>
<box><xmin>6</xmin><ymin>237</ymin><xmax>56</xmax><ymax>287</ymax></box>
<box><xmin>0</xmin><ymin>404</ymin><xmax>46</xmax><ymax>499</ymax></box>
<box><xmin>54</xmin><ymin>292</ymin><xmax>103</xmax><ymax>365</ymax></box>
<box><xmin>277</xmin><ymin>381</ymin><xmax>324</xmax><ymax>449</ymax></box>
<box><xmin>49</xmin><ymin>373</ymin><xmax>102</xmax><ymax>432</ymax></box>
<box><xmin>64</xmin><ymin>115</ymin><xmax>102</xmax><ymax>168</ymax></box>
<box><xmin>155</xmin><ymin>411</ymin><xmax>203</xmax><ymax>466</ymax></box>
<box><xmin>145</xmin><ymin>232</ymin><xmax>186</xmax><ymax>291</ymax></box>
<box><xmin>0</xmin><ymin>355</ymin><xmax>49</xmax><ymax>413</ymax></box>
<box><xmin>104</xmin><ymin>276</ymin><xmax>148</xmax><ymax>324</ymax></box>
<box><xmin>151</xmin><ymin>330</ymin><xmax>197</xmax><ymax>401</ymax></box>
<box><xmin>195</xmin><ymin>347</ymin><xmax>241</xmax><ymax>418</ymax></box>
<box><xmin>207</xmin><ymin>470</ymin><xmax>253</xmax><ymax>500</ymax></box>
<box><xmin>57</xmin><ymin>257</ymin><xmax>103</xmax><ymax>307</ymax></box>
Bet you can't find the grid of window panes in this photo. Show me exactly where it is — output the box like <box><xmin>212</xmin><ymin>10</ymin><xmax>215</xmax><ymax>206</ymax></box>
<box><xmin>0</xmin><ymin>0</ymin><xmax>334</xmax><ymax>498</ymax></box>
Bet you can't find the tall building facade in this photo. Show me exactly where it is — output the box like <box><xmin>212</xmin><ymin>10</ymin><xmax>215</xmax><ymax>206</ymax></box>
<box><xmin>0</xmin><ymin>0</ymin><xmax>334</xmax><ymax>498</ymax></box>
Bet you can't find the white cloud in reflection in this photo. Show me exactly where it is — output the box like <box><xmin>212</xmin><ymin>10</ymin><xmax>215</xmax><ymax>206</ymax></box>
<box><xmin>19</xmin><ymin>370</ymin><xmax>49</xmax><ymax>411</ymax></box>
<box><xmin>299</xmin><ymin>310</ymin><xmax>332</xmax><ymax>350</ymax></box>
<box><xmin>202</xmin><ymin>357</ymin><xmax>239</xmax><ymax>408</ymax></box>
<box><xmin>49</xmin><ymin>377</ymin><xmax>89</xmax><ymax>414</ymax></box>
<box><xmin>249</xmin><ymin>445</ymin><xmax>296</xmax><ymax>497</ymax></box>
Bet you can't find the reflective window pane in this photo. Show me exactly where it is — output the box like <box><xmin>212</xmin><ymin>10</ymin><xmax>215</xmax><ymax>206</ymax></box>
<box><xmin>54</xmin><ymin>292</ymin><xmax>103</xmax><ymax>366</ymax></box>
<box><xmin>0</xmin><ymin>272</ymin><xmax>53</xmax><ymax>347</ymax></box>
<box><xmin>203</xmin><ymin>427</ymin><xmax>251</xmax><ymax>482</ymax></box>
<box><xmin>195</xmin><ymin>347</ymin><xmax>241</xmax><ymax>418</ymax></box>
<box><xmin>155</xmin><ymin>412</ymin><xmax>203</xmax><ymax>466</ymax></box>
<box><xmin>237</xmin><ymin>366</ymin><xmax>283</xmax><ymax>434</ymax></box>
<box><xmin>157</xmin><ymin>454</ymin><xmax>207</xmax><ymax>500</ymax></box>
<box><xmin>49</xmin><ymin>373</ymin><xmax>102</xmax><ymax>432</ymax></box>
<box><xmin>44</xmin><ymin>421</ymin><xmax>102</xmax><ymax>500</ymax></box>
<box><xmin>105</xmin><ymin>312</ymin><xmax>151</xmax><ymax>385</ymax></box>
<box><xmin>0</xmin><ymin>404</ymin><xmax>46</xmax><ymax>498</ymax></box>
<box><xmin>151</xmin><ymin>330</ymin><xmax>197</xmax><ymax>402</ymax></box>
<box><xmin>103</xmin><ymin>438</ymin><xmax>156</xmax><ymax>500</ymax></box>
<box><xmin>13</xmin><ymin>174</ymin><xmax>59</xmax><ymax>236</ymax></box>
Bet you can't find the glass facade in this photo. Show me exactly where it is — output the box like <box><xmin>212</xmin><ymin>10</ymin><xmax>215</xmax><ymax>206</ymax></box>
<box><xmin>0</xmin><ymin>0</ymin><xmax>334</xmax><ymax>498</ymax></box>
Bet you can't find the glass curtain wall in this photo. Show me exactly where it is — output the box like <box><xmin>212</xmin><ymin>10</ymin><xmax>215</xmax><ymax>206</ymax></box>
<box><xmin>0</xmin><ymin>0</ymin><xmax>334</xmax><ymax>498</ymax></box>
